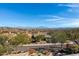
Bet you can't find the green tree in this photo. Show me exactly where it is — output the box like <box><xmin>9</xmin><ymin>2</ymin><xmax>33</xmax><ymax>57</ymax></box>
<box><xmin>35</xmin><ymin>35</ymin><xmax>45</xmax><ymax>42</ymax></box>
<box><xmin>10</xmin><ymin>33</ymin><xmax>31</xmax><ymax>45</ymax></box>
<box><xmin>0</xmin><ymin>35</ymin><xmax>8</xmax><ymax>45</ymax></box>
<box><xmin>0</xmin><ymin>45</ymin><xmax>7</xmax><ymax>55</ymax></box>
<box><xmin>51</xmin><ymin>31</ymin><xmax>67</xmax><ymax>43</ymax></box>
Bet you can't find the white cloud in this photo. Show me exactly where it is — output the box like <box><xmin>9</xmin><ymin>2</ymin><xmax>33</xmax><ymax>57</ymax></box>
<box><xmin>45</xmin><ymin>15</ymin><xmax>64</xmax><ymax>22</ymax></box>
<box><xmin>67</xmin><ymin>7</ymin><xmax>79</xmax><ymax>14</ymax></box>
<box><xmin>45</xmin><ymin>15</ymin><xmax>79</xmax><ymax>27</ymax></box>
<box><xmin>38</xmin><ymin>15</ymin><xmax>63</xmax><ymax>18</ymax></box>
<box><xmin>58</xmin><ymin>4</ymin><xmax>79</xmax><ymax>15</ymax></box>
<box><xmin>45</xmin><ymin>19</ymin><xmax>61</xmax><ymax>22</ymax></box>
<box><xmin>58</xmin><ymin>4</ymin><xmax>79</xmax><ymax>8</ymax></box>
<box><xmin>66</xmin><ymin>4</ymin><xmax>79</xmax><ymax>8</ymax></box>
<box><xmin>39</xmin><ymin>4</ymin><xmax>79</xmax><ymax>28</ymax></box>
<box><xmin>59</xmin><ymin>19</ymin><xmax>79</xmax><ymax>27</ymax></box>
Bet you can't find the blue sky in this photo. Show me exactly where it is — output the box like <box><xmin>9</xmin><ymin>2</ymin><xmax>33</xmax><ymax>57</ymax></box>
<box><xmin>0</xmin><ymin>3</ymin><xmax>79</xmax><ymax>28</ymax></box>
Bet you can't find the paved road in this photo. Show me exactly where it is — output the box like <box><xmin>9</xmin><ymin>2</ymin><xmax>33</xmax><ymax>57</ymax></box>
<box><xmin>65</xmin><ymin>54</ymin><xmax>79</xmax><ymax>56</ymax></box>
<box><xmin>14</xmin><ymin>43</ymin><xmax>66</xmax><ymax>51</ymax></box>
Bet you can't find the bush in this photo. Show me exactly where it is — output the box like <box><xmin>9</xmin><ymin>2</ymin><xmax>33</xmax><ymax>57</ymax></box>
<box><xmin>9</xmin><ymin>33</ymin><xmax>31</xmax><ymax>45</ymax></box>
<box><xmin>0</xmin><ymin>45</ymin><xmax>14</xmax><ymax>55</ymax></box>
<box><xmin>0</xmin><ymin>35</ymin><xmax>8</xmax><ymax>45</ymax></box>
<box><xmin>72</xmin><ymin>45</ymin><xmax>79</xmax><ymax>53</ymax></box>
<box><xmin>0</xmin><ymin>45</ymin><xmax>7</xmax><ymax>55</ymax></box>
